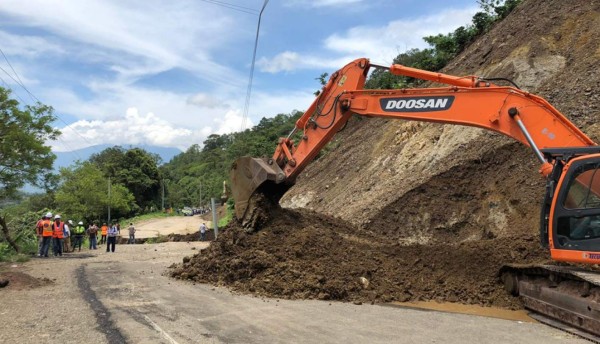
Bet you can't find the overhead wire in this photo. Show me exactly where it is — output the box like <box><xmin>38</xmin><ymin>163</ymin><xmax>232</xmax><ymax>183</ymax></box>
<box><xmin>240</xmin><ymin>0</ymin><xmax>269</xmax><ymax>131</ymax></box>
<box><xmin>198</xmin><ymin>0</ymin><xmax>259</xmax><ymax>15</ymax></box>
<box><xmin>0</xmin><ymin>47</ymin><xmax>29</xmax><ymax>99</ymax></box>
<box><xmin>0</xmin><ymin>74</ymin><xmax>26</xmax><ymax>104</ymax></box>
<box><xmin>0</xmin><ymin>47</ymin><xmax>86</xmax><ymax>160</ymax></box>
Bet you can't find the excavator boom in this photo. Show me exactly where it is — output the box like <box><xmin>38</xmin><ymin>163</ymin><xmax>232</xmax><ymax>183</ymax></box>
<box><xmin>232</xmin><ymin>58</ymin><xmax>594</xmax><ymax>223</ymax></box>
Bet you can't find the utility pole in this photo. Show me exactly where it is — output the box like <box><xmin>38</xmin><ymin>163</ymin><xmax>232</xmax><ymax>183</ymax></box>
<box><xmin>162</xmin><ymin>179</ymin><xmax>165</xmax><ymax>211</ymax></box>
<box><xmin>199</xmin><ymin>181</ymin><xmax>202</xmax><ymax>208</ymax></box>
<box><xmin>108</xmin><ymin>176</ymin><xmax>111</xmax><ymax>224</ymax></box>
<box><xmin>211</xmin><ymin>197</ymin><xmax>218</xmax><ymax>240</ymax></box>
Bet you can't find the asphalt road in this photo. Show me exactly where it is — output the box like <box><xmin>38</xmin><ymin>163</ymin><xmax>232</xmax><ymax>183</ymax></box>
<box><xmin>0</xmin><ymin>241</ymin><xmax>589</xmax><ymax>344</ymax></box>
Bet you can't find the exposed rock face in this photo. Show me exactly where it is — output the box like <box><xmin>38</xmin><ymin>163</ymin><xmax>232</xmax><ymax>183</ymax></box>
<box><xmin>282</xmin><ymin>0</ymin><xmax>600</xmax><ymax>244</ymax></box>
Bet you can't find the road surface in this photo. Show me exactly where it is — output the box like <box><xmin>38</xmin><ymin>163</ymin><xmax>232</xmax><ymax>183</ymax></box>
<box><xmin>0</xmin><ymin>225</ymin><xmax>588</xmax><ymax>343</ymax></box>
<box><xmin>134</xmin><ymin>215</ymin><xmax>212</xmax><ymax>239</ymax></box>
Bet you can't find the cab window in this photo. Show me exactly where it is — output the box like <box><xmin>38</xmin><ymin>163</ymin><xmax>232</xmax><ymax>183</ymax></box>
<box><xmin>563</xmin><ymin>163</ymin><xmax>600</xmax><ymax>209</ymax></box>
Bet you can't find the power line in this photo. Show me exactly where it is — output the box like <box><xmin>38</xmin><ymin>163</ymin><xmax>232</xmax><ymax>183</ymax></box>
<box><xmin>0</xmin><ymin>47</ymin><xmax>28</xmax><ymax>98</ymax></box>
<box><xmin>198</xmin><ymin>0</ymin><xmax>259</xmax><ymax>15</ymax></box>
<box><xmin>0</xmin><ymin>64</ymin><xmax>37</xmax><ymax>104</ymax></box>
<box><xmin>0</xmin><ymin>71</ymin><xmax>83</xmax><ymax>160</ymax></box>
<box><xmin>0</xmin><ymin>74</ymin><xmax>26</xmax><ymax>105</ymax></box>
<box><xmin>241</xmin><ymin>0</ymin><xmax>269</xmax><ymax>131</ymax></box>
<box><xmin>0</xmin><ymin>47</ymin><xmax>96</xmax><ymax>151</ymax></box>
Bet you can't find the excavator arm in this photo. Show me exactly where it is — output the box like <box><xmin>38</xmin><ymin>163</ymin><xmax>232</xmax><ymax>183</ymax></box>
<box><xmin>274</xmin><ymin>58</ymin><xmax>594</xmax><ymax>181</ymax></box>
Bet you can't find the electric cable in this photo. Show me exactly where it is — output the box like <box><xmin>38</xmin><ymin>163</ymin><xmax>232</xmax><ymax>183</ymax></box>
<box><xmin>198</xmin><ymin>0</ymin><xmax>259</xmax><ymax>15</ymax></box>
<box><xmin>240</xmin><ymin>0</ymin><xmax>269</xmax><ymax>131</ymax></box>
<box><xmin>0</xmin><ymin>48</ymin><xmax>95</xmax><ymax>151</ymax></box>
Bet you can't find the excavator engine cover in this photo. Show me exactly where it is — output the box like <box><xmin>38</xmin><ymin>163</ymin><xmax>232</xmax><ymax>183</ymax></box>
<box><xmin>230</xmin><ymin>157</ymin><xmax>288</xmax><ymax>221</ymax></box>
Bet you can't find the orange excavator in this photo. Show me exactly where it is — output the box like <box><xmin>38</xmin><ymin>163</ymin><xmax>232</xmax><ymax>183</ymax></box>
<box><xmin>230</xmin><ymin>58</ymin><xmax>600</xmax><ymax>338</ymax></box>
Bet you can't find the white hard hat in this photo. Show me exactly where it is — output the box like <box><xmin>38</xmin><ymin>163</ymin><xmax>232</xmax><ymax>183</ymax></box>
<box><xmin>54</xmin><ymin>214</ymin><xmax>61</xmax><ymax>219</ymax></box>
<box><xmin>78</xmin><ymin>221</ymin><xmax>83</xmax><ymax>225</ymax></box>
<box><xmin>45</xmin><ymin>212</ymin><xmax>52</xmax><ymax>218</ymax></box>
<box><xmin>68</xmin><ymin>220</ymin><xmax>73</xmax><ymax>224</ymax></box>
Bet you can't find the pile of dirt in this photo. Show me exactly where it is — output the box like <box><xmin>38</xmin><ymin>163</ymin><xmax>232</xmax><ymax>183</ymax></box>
<box><xmin>171</xmin><ymin>206</ymin><xmax>549</xmax><ymax>308</ymax></box>
<box><xmin>167</xmin><ymin>231</ymin><xmax>215</xmax><ymax>242</ymax></box>
<box><xmin>0</xmin><ymin>271</ymin><xmax>52</xmax><ymax>290</ymax></box>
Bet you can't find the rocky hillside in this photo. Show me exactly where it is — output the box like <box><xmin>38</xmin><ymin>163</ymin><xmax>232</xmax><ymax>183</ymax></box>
<box><xmin>281</xmin><ymin>0</ymin><xmax>600</xmax><ymax>245</ymax></box>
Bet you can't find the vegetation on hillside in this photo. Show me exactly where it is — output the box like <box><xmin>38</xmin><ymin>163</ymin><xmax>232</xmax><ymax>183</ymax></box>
<box><xmin>160</xmin><ymin>111</ymin><xmax>303</xmax><ymax>208</ymax></box>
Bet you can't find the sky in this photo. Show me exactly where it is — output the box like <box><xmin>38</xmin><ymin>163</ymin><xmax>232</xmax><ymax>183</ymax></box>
<box><xmin>0</xmin><ymin>0</ymin><xmax>478</xmax><ymax>153</ymax></box>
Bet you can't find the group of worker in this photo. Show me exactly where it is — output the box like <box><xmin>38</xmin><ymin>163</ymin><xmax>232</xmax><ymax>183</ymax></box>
<box><xmin>35</xmin><ymin>212</ymin><xmax>135</xmax><ymax>257</ymax></box>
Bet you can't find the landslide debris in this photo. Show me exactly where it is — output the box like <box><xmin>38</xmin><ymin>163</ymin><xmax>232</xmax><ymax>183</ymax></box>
<box><xmin>170</xmin><ymin>205</ymin><xmax>548</xmax><ymax>308</ymax></box>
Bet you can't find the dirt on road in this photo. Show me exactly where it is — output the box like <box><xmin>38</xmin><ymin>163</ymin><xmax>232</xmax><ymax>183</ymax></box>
<box><xmin>170</xmin><ymin>205</ymin><xmax>549</xmax><ymax>309</ymax></box>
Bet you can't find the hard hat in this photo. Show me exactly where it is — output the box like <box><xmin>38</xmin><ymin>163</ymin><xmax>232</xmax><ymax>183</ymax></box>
<box><xmin>54</xmin><ymin>214</ymin><xmax>61</xmax><ymax>219</ymax></box>
<box><xmin>68</xmin><ymin>220</ymin><xmax>73</xmax><ymax>225</ymax></box>
<box><xmin>78</xmin><ymin>221</ymin><xmax>83</xmax><ymax>225</ymax></box>
<box><xmin>45</xmin><ymin>212</ymin><xmax>52</xmax><ymax>218</ymax></box>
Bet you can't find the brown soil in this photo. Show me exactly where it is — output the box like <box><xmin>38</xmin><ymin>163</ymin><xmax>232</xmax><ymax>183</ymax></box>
<box><xmin>0</xmin><ymin>271</ymin><xmax>52</xmax><ymax>290</ymax></box>
<box><xmin>171</xmin><ymin>205</ymin><xmax>549</xmax><ymax>308</ymax></box>
<box><xmin>172</xmin><ymin>0</ymin><xmax>600</xmax><ymax>309</ymax></box>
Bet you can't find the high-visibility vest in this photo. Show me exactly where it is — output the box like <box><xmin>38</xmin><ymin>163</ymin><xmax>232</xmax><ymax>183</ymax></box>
<box><xmin>74</xmin><ymin>226</ymin><xmax>85</xmax><ymax>235</ymax></box>
<box><xmin>41</xmin><ymin>219</ymin><xmax>53</xmax><ymax>237</ymax></box>
<box><xmin>35</xmin><ymin>220</ymin><xmax>43</xmax><ymax>235</ymax></box>
<box><xmin>52</xmin><ymin>222</ymin><xmax>64</xmax><ymax>239</ymax></box>
<box><xmin>101</xmin><ymin>226</ymin><xmax>108</xmax><ymax>235</ymax></box>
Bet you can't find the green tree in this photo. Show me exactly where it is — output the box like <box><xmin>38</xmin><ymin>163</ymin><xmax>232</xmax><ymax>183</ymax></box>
<box><xmin>0</xmin><ymin>87</ymin><xmax>59</xmax><ymax>253</ymax></box>
<box><xmin>90</xmin><ymin>146</ymin><xmax>162</xmax><ymax>210</ymax></box>
<box><xmin>161</xmin><ymin>111</ymin><xmax>302</xmax><ymax>209</ymax></box>
<box><xmin>55</xmin><ymin>162</ymin><xmax>135</xmax><ymax>222</ymax></box>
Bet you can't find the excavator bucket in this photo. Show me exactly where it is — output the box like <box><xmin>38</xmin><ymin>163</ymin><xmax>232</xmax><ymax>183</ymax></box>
<box><xmin>230</xmin><ymin>157</ymin><xmax>289</xmax><ymax>227</ymax></box>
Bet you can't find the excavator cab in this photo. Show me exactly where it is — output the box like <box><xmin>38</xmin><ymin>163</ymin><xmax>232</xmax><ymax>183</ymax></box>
<box><xmin>543</xmin><ymin>148</ymin><xmax>600</xmax><ymax>263</ymax></box>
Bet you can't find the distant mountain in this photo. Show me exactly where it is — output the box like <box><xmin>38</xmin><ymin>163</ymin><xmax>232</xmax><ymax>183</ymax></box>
<box><xmin>54</xmin><ymin>144</ymin><xmax>182</xmax><ymax>170</ymax></box>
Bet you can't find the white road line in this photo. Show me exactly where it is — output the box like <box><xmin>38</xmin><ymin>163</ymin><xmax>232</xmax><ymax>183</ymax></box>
<box><xmin>143</xmin><ymin>314</ymin><xmax>180</xmax><ymax>344</ymax></box>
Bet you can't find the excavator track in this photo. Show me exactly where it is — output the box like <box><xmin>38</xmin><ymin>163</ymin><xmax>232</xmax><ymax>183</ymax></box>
<box><xmin>500</xmin><ymin>264</ymin><xmax>600</xmax><ymax>341</ymax></box>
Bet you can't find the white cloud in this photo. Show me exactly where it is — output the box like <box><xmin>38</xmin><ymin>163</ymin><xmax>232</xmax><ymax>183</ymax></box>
<box><xmin>0</xmin><ymin>30</ymin><xmax>65</xmax><ymax>58</ymax></box>
<box><xmin>257</xmin><ymin>51</ymin><xmax>301</xmax><ymax>73</ymax></box>
<box><xmin>52</xmin><ymin>107</ymin><xmax>194</xmax><ymax>151</ymax></box>
<box><xmin>48</xmin><ymin>86</ymin><xmax>315</xmax><ymax>152</ymax></box>
<box><xmin>258</xmin><ymin>6</ymin><xmax>478</xmax><ymax>72</ymax></box>
<box><xmin>187</xmin><ymin>93</ymin><xmax>226</xmax><ymax>109</ymax></box>
<box><xmin>0</xmin><ymin>0</ymin><xmax>246</xmax><ymax>87</ymax></box>
<box><xmin>213</xmin><ymin>109</ymin><xmax>248</xmax><ymax>135</ymax></box>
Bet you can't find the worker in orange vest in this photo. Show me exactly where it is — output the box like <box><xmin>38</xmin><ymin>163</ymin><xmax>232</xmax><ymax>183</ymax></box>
<box><xmin>100</xmin><ymin>223</ymin><xmax>108</xmax><ymax>244</ymax></box>
<box><xmin>52</xmin><ymin>215</ymin><xmax>65</xmax><ymax>257</ymax></box>
<box><xmin>39</xmin><ymin>212</ymin><xmax>53</xmax><ymax>258</ymax></box>
<box><xmin>35</xmin><ymin>213</ymin><xmax>49</xmax><ymax>257</ymax></box>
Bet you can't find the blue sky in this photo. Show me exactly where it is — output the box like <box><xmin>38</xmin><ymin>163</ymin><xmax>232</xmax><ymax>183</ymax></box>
<box><xmin>0</xmin><ymin>0</ymin><xmax>478</xmax><ymax>152</ymax></box>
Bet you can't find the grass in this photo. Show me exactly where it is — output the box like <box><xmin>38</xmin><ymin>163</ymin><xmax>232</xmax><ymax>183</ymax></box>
<box><xmin>0</xmin><ymin>241</ymin><xmax>36</xmax><ymax>263</ymax></box>
<box><xmin>123</xmin><ymin>211</ymin><xmax>174</xmax><ymax>225</ymax></box>
<box><xmin>146</xmin><ymin>234</ymin><xmax>169</xmax><ymax>244</ymax></box>
<box><xmin>217</xmin><ymin>206</ymin><xmax>233</xmax><ymax>227</ymax></box>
